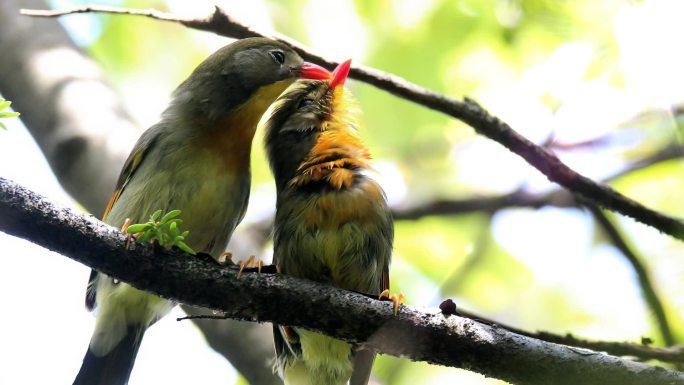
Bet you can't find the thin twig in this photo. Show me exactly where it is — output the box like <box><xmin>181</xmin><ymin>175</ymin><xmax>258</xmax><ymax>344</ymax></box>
<box><xmin>20</xmin><ymin>5</ymin><xmax>684</xmax><ymax>243</ymax></box>
<box><xmin>456</xmin><ymin>307</ymin><xmax>684</xmax><ymax>364</ymax></box>
<box><xmin>177</xmin><ymin>314</ymin><xmax>227</xmax><ymax>322</ymax></box>
<box><xmin>20</xmin><ymin>5</ymin><xmax>185</xmax><ymax>21</ymax></box>
<box><xmin>611</xmin><ymin>144</ymin><xmax>684</xmax><ymax>181</ymax></box>
<box><xmin>587</xmin><ymin>204</ymin><xmax>675</xmax><ymax>346</ymax></box>
<box><xmin>392</xmin><ymin>190</ymin><xmax>572</xmax><ymax>220</ymax></box>
<box><xmin>393</xmin><ymin>143</ymin><xmax>683</xmax><ymax>220</ymax></box>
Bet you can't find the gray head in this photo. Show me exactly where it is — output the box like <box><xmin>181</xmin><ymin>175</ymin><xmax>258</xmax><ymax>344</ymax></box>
<box><xmin>167</xmin><ymin>38</ymin><xmax>330</xmax><ymax>122</ymax></box>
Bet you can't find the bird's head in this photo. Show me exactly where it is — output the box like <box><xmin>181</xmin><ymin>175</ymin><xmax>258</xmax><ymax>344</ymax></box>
<box><xmin>264</xmin><ymin>60</ymin><xmax>370</xmax><ymax>190</ymax></box>
<box><xmin>167</xmin><ymin>37</ymin><xmax>330</xmax><ymax>123</ymax></box>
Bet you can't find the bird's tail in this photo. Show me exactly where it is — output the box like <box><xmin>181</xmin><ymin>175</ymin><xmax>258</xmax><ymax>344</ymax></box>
<box><xmin>73</xmin><ymin>325</ymin><xmax>145</xmax><ymax>385</ymax></box>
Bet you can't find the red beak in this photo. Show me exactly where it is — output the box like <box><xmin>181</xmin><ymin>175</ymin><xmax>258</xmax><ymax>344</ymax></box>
<box><xmin>299</xmin><ymin>62</ymin><xmax>332</xmax><ymax>80</ymax></box>
<box><xmin>329</xmin><ymin>59</ymin><xmax>352</xmax><ymax>89</ymax></box>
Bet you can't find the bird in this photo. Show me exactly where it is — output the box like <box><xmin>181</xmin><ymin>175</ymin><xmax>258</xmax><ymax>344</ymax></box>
<box><xmin>263</xmin><ymin>59</ymin><xmax>394</xmax><ymax>385</ymax></box>
<box><xmin>73</xmin><ymin>37</ymin><xmax>332</xmax><ymax>385</ymax></box>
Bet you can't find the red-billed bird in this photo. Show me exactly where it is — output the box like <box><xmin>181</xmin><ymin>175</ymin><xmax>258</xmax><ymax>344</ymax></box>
<box><xmin>73</xmin><ymin>38</ymin><xmax>331</xmax><ymax>385</ymax></box>
<box><xmin>263</xmin><ymin>60</ymin><xmax>394</xmax><ymax>385</ymax></box>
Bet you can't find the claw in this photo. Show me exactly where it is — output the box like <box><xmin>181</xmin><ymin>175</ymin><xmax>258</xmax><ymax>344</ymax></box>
<box><xmin>218</xmin><ymin>252</ymin><xmax>233</xmax><ymax>265</ymax></box>
<box><xmin>378</xmin><ymin>289</ymin><xmax>389</xmax><ymax>300</ymax></box>
<box><xmin>121</xmin><ymin>218</ymin><xmax>132</xmax><ymax>232</ymax></box>
<box><xmin>234</xmin><ymin>256</ymin><xmax>271</xmax><ymax>277</ymax></box>
<box><xmin>236</xmin><ymin>255</ymin><xmax>256</xmax><ymax>279</ymax></box>
<box><xmin>379</xmin><ymin>290</ymin><xmax>405</xmax><ymax>316</ymax></box>
<box><xmin>121</xmin><ymin>218</ymin><xmax>133</xmax><ymax>249</ymax></box>
<box><xmin>281</xmin><ymin>325</ymin><xmax>299</xmax><ymax>344</ymax></box>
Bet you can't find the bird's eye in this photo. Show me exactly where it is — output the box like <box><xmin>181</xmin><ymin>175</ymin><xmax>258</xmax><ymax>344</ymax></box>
<box><xmin>297</xmin><ymin>98</ymin><xmax>314</xmax><ymax>109</ymax></box>
<box><xmin>270</xmin><ymin>50</ymin><xmax>285</xmax><ymax>65</ymax></box>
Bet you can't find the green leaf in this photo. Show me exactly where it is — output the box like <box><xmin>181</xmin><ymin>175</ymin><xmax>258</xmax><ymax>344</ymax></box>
<box><xmin>0</xmin><ymin>111</ymin><xmax>20</xmax><ymax>118</ymax></box>
<box><xmin>137</xmin><ymin>232</ymin><xmax>153</xmax><ymax>243</ymax></box>
<box><xmin>150</xmin><ymin>209</ymin><xmax>162</xmax><ymax>221</ymax></box>
<box><xmin>123</xmin><ymin>209</ymin><xmax>194</xmax><ymax>254</ymax></box>
<box><xmin>176</xmin><ymin>240</ymin><xmax>196</xmax><ymax>255</ymax></box>
<box><xmin>160</xmin><ymin>209</ymin><xmax>181</xmax><ymax>223</ymax></box>
<box><xmin>0</xmin><ymin>97</ymin><xmax>19</xmax><ymax>129</ymax></box>
<box><xmin>126</xmin><ymin>223</ymin><xmax>151</xmax><ymax>233</ymax></box>
<box><xmin>164</xmin><ymin>218</ymin><xmax>182</xmax><ymax>227</ymax></box>
<box><xmin>169</xmin><ymin>221</ymin><xmax>179</xmax><ymax>237</ymax></box>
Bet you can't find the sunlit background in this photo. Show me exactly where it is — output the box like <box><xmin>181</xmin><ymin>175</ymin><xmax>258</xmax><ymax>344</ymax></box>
<box><xmin>1</xmin><ymin>0</ymin><xmax>683</xmax><ymax>384</ymax></box>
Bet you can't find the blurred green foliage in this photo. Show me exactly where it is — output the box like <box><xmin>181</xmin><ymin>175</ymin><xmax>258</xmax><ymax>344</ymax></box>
<box><xmin>0</xmin><ymin>97</ymin><xmax>20</xmax><ymax>129</ymax></box>
<box><xmin>79</xmin><ymin>0</ymin><xmax>684</xmax><ymax>383</ymax></box>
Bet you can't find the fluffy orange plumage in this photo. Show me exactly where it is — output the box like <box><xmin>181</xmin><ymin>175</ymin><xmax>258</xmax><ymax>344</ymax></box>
<box><xmin>288</xmin><ymin>88</ymin><xmax>371</xmax><ymax>189</ymax></box>
<box><xmin>263</xmin><ymin>67</ymin><xmax>394</xmax><ymax>385</ymax></box>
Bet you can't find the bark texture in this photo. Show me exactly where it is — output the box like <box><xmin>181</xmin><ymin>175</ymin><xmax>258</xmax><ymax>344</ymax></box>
<box><xmin>1</xmin><ymin>176</ymin><xmax>682</xmax><ymax>385</ymax></box>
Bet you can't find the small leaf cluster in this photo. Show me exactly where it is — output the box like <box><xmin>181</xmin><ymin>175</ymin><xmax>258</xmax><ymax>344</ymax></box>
<box><xmin>126</xmin><ymin>209</ymin><xmax>195</xmax><ymax>255</ymax></box>
<box><xmin>0</xmin><ymin>98</ymin><xmax>20</xmax><ymax>129</ymax></box>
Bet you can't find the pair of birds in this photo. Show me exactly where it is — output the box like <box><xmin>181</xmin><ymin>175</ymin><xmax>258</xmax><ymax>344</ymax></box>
<box><xmin>74</xmin><ymin>37</ymin><xmax>393</xmax><ymax>385</ymax></box>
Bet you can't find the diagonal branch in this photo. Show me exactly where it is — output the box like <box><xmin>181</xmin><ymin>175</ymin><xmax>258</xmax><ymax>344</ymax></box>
<box><xmin>587</xmin><ymin>204</ymin><xmax>675</xmax><ymax>346</ymax></box>
<box><xmin>392</xmin><ymin>143</ymin><xmax>684</xmax><ymax>220</ymax></box>
<box><xmin>20</xmin><ymin>5</ymin><xmax>684</xmax><ymax>243</ymax></box>
<box><xmin>2</xmin><ymin>178</ymin><xmax>684</xmax><ymax>385</ymax></box>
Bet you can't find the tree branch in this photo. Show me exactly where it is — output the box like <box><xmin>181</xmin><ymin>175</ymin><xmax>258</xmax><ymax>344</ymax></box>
<box><xmin>238</xmin><ymin>188</ymin><xmax>682</xmax><ymax>366</ymax></box>
<box><xmin>392</xmin><ymin>190</ymin><xmax>572</xmax><ymax>220</ymax></box>
<box><xmin>20</xmin><ymin>4</ymin><xmax>684</xmax><ymax>243</ymax></box>
<box><xmin>455</xmin><ymin>307</ymin><xmax>684</xmax><ymax>364</ymax></box>
<box><xmin>1</xmin><ymin>2</ymin><xmax>280</xmax><ymax>382</ymax></box>
<box><xmin>587</xmin><ymin>204</ymin><xmax>675</xmax><ymax>346</ymax></box>
<box><xmin>392</xmin><ymin>193</ymin><xmax>679</xmax><ymax>361</ymax></box>
<box><xmin>392</xmin><ymin>142</ymin><xmax>683</xmax><ymax>220</ymax></box>
<box><xmin>2</xmin><ymin>177</ymin><xmax>684</xmax><ymax>385</ymax></box>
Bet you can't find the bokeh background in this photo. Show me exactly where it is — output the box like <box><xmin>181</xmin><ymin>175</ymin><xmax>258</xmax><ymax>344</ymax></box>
<box><xmin>1</xmin><ymin>0</ymin><xmax>683</xmax><ymax>384</ymax></box>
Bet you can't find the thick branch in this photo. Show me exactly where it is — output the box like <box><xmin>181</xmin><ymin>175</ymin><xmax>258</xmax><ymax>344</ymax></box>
<box><xmin>0</xmin><ymin>6</ymin><xmax>420</xmax><ymax>374</ymax></box>
<box><xmin>237</xmin><ymin>187</ymin><xmax>681</xmax><ymax>362</ymax></box>
<box><xmin>20</xmin><ymin>5</ymin><xmax>684</xmax><ymax>243</ymax></box>
<box><xmin>1</xmin><ymin>2</ymin><xmax>280</xmax><ymax>382</ymax></box>
<box><xmin>1</xmin><ymin>178</ymin><xmax>683</xmax><ymax>385</ymax></box>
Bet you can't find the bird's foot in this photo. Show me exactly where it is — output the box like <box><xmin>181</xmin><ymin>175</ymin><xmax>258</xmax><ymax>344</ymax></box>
<box><xmin>121</xmin><ymin>218</ymin><xmax>134</xmax><ymax>249</ymax></box>
<box><xmin>217</xmin><ymin>251</ymin><xmax>233</xmax><ymax>265</ymax></box>
<box><xmin>379</xmin><ymin>290</ymin><xmax>405</xmax><ymax>316</ymax></box>
<box><xmin>280</xmin><ymin>325</ymin><xmax>299</xmax><ymax>344</ymax></box>
<box><xmin>231</xmin><ymin>255</ymin><xmax>280</xmax><ymax>277</ymax></box>
<box><xmin>236</xmin><ymin>255</ymin><xmax>263</xmax><ymax>279</ymax></box>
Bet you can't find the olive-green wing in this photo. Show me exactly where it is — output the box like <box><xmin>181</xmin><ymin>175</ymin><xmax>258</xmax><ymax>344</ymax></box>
<box><xmin>351</xmin><ymin>197</ymin><xmax>393</xmax><ymax>385</ymax></box>
<box><xmin>85</xmin><ymin>133</ymin><xmax>157</xmax><ymax>311</ymax></box>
